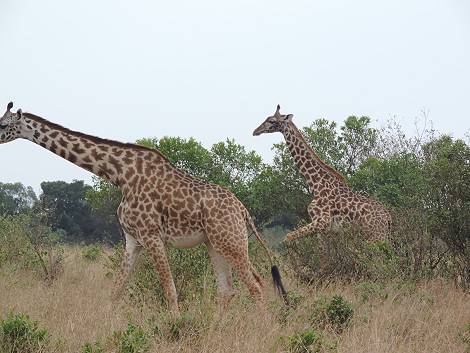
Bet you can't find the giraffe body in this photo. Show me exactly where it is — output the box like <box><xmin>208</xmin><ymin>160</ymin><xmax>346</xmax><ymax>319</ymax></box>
<box><xmin>253</xmin><ymin>105</ymin><xmax>391</xmax><ymax>242</ymax></box>
<box><xmin>0</xmin><ymin>102</ymin><xmax>286</xmax><ymax>313</ymax></box>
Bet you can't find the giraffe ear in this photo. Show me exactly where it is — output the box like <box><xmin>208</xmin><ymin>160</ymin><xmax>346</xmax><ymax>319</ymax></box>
<box><xmin>284</xmin><ymin>114</ymin><xmax>293</xmax><ymax>121</ymax></box>
<box><xmin>16</xmin><ymin>109</ymin><xmax>22</xmax><ymax>120</ymax></box>
<box><xmin>275</xmin><ymin>104</ymin><xmax>281</xmax><ymax>116</ymax></box>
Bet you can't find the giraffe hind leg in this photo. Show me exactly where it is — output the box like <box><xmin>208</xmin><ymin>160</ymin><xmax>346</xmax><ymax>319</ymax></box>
<box><xmin>207</xmin><ymin>242</ymin><xmax>235</xmax><ymax>308</ymax></box>
<box><xmin>209</xmin><ymin>237</ymin><xmax>265</xmax><ymax>308</ymax></box>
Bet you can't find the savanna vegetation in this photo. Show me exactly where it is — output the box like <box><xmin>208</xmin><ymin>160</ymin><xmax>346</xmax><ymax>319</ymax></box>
<box><xmin>1</xmin><ymin>115</ymin><xmax>469</xmax><ymax>352</ymax></box>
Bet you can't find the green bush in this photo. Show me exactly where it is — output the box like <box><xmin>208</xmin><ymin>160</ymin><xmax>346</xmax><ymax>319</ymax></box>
<box><xmin>82</xmin><ymin>244</ymin><xmax>103</xmax><ymax>261</ymax></box>
<box><xmin>112</xmin><ymin>323</ymin><xmax>150</xmax><ymax>353</ymax></box>
<box><xmin>282</xmin><ymin>329</ymin><xmax>323</xmax><ymax>353</ymax></box>
<box><xmin>310</xmin><ymin>295</ymin><xmax>354</xmax><ymax>332</ymax></box>
<box><xmin>0</xmin><ymin>214</ymin><xmax>64</xmax><ymax>284</ymax></box>
<box><xmin>0</xmin><ymin>312</ymin><xmax>49</xmax><ymax>353</ymax></box>
<box><xmin>0</xmin><ymin>215</ymin><xmax>35</xmax><ymax>268</ymax></box>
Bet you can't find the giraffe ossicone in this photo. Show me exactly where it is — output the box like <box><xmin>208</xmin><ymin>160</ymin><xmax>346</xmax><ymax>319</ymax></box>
<box><xmin>0</xmin><ymin>101</ymin><xmax>288</xmax><ymax>313</ymax></box>
<box><xmin>254</xmin><ymin>105</ymin><xmax>392</xmax><ymax>242</ymax></box>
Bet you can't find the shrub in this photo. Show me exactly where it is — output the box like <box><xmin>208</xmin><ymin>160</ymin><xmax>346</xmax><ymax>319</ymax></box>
<box><xmin>0</xmin><ymin>215</ymin><xmax>36</xmax><ymax>268</ymax></box>
<box><xmin>0</xmin><ymin>312</ymin><xmax>49</xmax><ymax>353</ymax></box>
<box><xmin>0</xmin><ymin>214</ymin><xmax>64</xmax><ymax>284</ymax></box>
<box><xmin>310</xmin><ymin>295</ymin><xmax>354</xmax><ymax>332</ymax></box>
<box><xmin>284</xmin><ymin>226</ymin><xmax>400</xmax><ymax>283</ymax></box>
<box><xmin>112</xmin><ymin>322</ymin><xmax>150</xmax><ymax>353</ymax></box>
<box><xmin>282</xmin><ymin>329</ymin><xmax>323</xmax><ymax>353</ymax></box>
<box><xmin>82</xmin><ymin>244</ymin><xmax>103</xmax><ymax>261</ymax></box>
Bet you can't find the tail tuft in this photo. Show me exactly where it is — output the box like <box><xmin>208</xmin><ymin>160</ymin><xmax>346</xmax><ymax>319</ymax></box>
<box><xmin>271</xmin><ymin>265</ymin><xmax>289</xmax><ymax>306</ymax></box>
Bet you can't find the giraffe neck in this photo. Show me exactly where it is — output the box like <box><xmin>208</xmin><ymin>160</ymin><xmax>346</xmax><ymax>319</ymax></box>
<box><xmin>281</xmin><ymin>121</ymin><xmax>347</xmax><ymax>192</ymax></box>
<box><xmin>22</xmin><ymin>113</ymin><xmax>172</xmax><ymax>190</ymax></box>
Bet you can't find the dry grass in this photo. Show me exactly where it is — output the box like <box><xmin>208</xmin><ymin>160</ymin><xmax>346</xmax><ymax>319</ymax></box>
<box><xmin>0</xmin><ymin>247</ymin><xmax>469</xmax><ymax>353</ymax></box>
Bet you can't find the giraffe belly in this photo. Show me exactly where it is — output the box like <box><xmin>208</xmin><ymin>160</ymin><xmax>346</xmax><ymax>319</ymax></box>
<box><xmin>164</xmin><ymin>231</ymin><xmax>207</xmax><ymax>249</ymax></box>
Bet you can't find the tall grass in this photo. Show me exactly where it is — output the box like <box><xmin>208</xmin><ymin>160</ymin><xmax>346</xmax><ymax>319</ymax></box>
<box><xmin>0</xmin><ymin>247</ymin><xmax>468</xmax><ymax>353</ymax></box>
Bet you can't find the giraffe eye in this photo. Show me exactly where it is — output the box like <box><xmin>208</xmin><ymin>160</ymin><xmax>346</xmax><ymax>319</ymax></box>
<box><xmin>0</xmin><ymin>124</ymin><xmax>8</xmax><ymax>129</ymax></box>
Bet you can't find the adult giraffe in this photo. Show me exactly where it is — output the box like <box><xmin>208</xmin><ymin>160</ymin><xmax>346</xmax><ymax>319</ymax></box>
<box><xmin>253</xmin><ymin>105</ymin><xmax>391</xmax><ymax>242</ymax></box>
<box><xmin>0</xmin><ymin>102</ymin><xmax>287</xmax><ymax>313</ymax></box>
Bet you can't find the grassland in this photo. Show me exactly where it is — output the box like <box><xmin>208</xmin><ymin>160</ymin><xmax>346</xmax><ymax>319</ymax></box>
<box><xmin>0</xmin><ymin>246</ymin><xmax>469</xmax><ymax>353</ymax></box>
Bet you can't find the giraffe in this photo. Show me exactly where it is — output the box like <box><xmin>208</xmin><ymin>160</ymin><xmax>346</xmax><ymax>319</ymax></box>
<box><xmin>253</xmin><ymin>105</ymin><xmax>391</xmax><ymax>242</ymax></box>
<box><xmin>0</xmin><ymin>102</ymin><xmax>288</xmax><ymax>313</ymax></box>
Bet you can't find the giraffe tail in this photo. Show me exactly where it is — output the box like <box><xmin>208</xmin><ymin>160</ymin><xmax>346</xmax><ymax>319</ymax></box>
<box><xmin>245</xmin><ymin>211</ymin><xmax>289</xmax><ymax>306</ymax></box>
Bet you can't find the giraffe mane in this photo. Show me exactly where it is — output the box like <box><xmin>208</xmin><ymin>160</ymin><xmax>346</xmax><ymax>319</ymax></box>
<box><xmin>22</xmin><ymin>112</ymin><xmax>172</xmax><ymax>163</ymax></box>
<box><xmin>307</xmin><ymin>144</ymin><xmax>347</xmax><ymax>184</ymax></box>
<box><xmin>290</xmin><ymin>123</ymin><xmax>347</xmax><ymax>184</ymax></box>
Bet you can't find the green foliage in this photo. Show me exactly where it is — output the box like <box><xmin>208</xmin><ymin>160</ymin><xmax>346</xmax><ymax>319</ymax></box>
<box><xmin>268</xmin><ymin>143</ymin><xmax>311</xmax><ymax>227</ymax></box>
<box><xmin>0</xmin><ymin>214</ymin><xmax>32</xmax><ymax>268</ymax></box>
<box><xmin>39</xmin><ymin>180</ymin><xmax>103</xmax><ymax>243</ymax></box>
<box><xmin>281</xmin><ymin>329</ymin><xmax>330</xmax><ymax>353</ymax></box>
<box><xmin>421</xmin><ymin>136</ymin><xmax>470</xmax><ymax>288</ymax></box>
<box><xmin>82</xmin><ymin>244</ymin><xmax>103</xmax><ymax>261</ymax></box>
<box><xmin>112</xmin><ymin>323</ymin><xmax>150</xmax><ymax>353</ymax></box>
<box><xmin>0</xmin><ymin>182</ymin><xmax>37</xmax><ymax>216</ymax></box>
<box><xmin>85</xmin><ymin>177</ymin><xmax>122</xmax><ymax>243</ymax></box>
<box><xmin>309</xmin><ymin>295</ymin><xmax>354</xmax><ymax>332</ymax></box>
<box><xmin>340</xmin><ymin>116</ymin><xmax>378</xmax><ymax>176</ymax></box>
<box><xmin>0</xmin><ymin>312</ymin><xmax>49</xmax><ymax>353</ymax></box>
<box><xmin>138</xmin><ymin>136</ymin><xmax>213</xmax><ymax>180</ymax></box>
<box><xmin>349</xmin><ymin>154</ymin><xmax>425</xmax><ymax>208</ymax></box>
<box><xmin>0</xmin><ymin>214</ymin><xmax>64</xmax><ymax>283</ymax></box>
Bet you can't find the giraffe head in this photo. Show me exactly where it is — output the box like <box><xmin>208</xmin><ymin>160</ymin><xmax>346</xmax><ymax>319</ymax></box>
<box><xmin>0</xmin><ymin>102</ymin><xmax>30</xmax><ymax>144</ymax></box>
<box><xmin>253</xmin><ymin>105</ymin><xmax>293</xmax><ymax>136</ymax></box>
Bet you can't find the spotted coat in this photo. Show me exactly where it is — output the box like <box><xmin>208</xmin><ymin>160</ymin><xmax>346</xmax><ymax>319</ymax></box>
<box><xmin>0</xmin><ymin>102</ymin><xmax>279</xmax><ymax>314</ymax></box>
<box><xmin>253</xmin><ymin>105</ymin><xmax>391</xmax><ymax>242</ymax></box>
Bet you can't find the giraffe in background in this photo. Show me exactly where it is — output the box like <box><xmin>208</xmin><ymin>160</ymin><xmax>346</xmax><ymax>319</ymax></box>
<box><xmin>253</xmin><ymin>105</ymin><xmax>391</xmax><ymax>242</ymax></box>
<box><xmin>0</xmin><ymin>102</ymin><xmax>287</xmax><ymax>314</ymax></box>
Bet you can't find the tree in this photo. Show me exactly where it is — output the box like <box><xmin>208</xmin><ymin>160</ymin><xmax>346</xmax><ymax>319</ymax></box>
<box><xmin>137</xmin><ymin>137</ymin><xmax>212</xmax><ymax>180</ymax></box>
<box><xmin>303</xmin><ymin>119</ymin><xmax>344</xmax><ymax>173</ymax></box>
<box><xmin>421</xmin><ymin>136</ymin><xmax>470</xmax><ymax>288</ymax></box>
<box><xmin>39</xmin><ymin>180</ymin><xmax>101</xmax><ymax>242</ymax></box>
<box><xmin>85</xmin><ymin>177</ymin><xmax>122</xmax><ymax>243</ymax></box>
<box><xmin>339</xmin><ymin>116</ymin><xmax>378</xmax><ymax>176</ymax></box>
<box><xmin>349</xmin><ymin>154</ymin><xmax>425</xmax><ymax>208</ymax></box>
<box><xmin>0</xmin><ymin>182</ymin><xmax>37</xmax><ymax>216</ymax></box>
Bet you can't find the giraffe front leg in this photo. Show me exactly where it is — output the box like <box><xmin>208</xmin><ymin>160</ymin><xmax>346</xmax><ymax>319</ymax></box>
<box><xmin>144</xmin><ymin>236</ymin><xmax>179</xmax><ymax>315</ymax></box>
<box><xmin>112</xmin><ymin>232</ymin><xmax>142</xmax><ymax>301</ymax></box>
<box><xmin>283</xmin><ymin>217</ymin><xmax>330</xmax><ymax>242</ymax></box>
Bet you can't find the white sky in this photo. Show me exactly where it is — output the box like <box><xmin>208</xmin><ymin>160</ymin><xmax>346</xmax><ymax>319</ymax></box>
<box><xmin>1</xmin><ymin>0</ymin><xmax>469</xmax><ymax>193</ymax></box>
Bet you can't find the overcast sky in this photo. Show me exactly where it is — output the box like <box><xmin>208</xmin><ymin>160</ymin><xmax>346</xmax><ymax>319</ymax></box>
<box><xmin>1</xmin><ymin>0</ymin><xmax>469</xmax><ymax>193</ymax></box>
